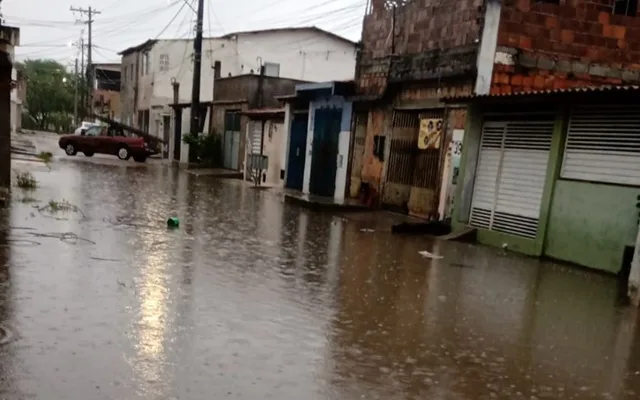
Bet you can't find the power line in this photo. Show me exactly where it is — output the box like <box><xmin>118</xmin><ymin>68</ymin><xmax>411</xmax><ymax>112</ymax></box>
<box><xmin>71</xmin><ymin>5</ymin><xmax>101</xmax><ymax>116</ymax></box>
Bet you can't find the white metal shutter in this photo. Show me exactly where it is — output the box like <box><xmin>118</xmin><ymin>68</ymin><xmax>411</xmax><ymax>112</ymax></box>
<box><xmin>470</xmin><ymin>117</ymin><xmax>554</xmax><ymax>239</ymax></box>
<box><xmin>250</xmin><ymin>121</ymin><xmax>262</xmax><ymax>154</ymax></box>
<box><xmin>562</xmin><ymin>105</ymin><xmax>640</xmax><ymax>186</ymax></box>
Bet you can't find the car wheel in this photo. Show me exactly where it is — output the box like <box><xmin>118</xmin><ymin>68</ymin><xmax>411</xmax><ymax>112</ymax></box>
<box><xmin>83</xmin><ymin>152</ymin><xmax>94</xmax><ymax>157</ymax></box>
<box><xmin>117</xmin><ymin>146</ymin><xmax>130</xmax><ymax>160</ymax></box>
<box><xmin>133</xmin><ymin>155</ymin><xmax>147</xmax><ymax>163</ymax></box>
<box><xmin>65</xmin><ymin>143</ymin><xmax>77</xmax><ymax>156</ymax></box>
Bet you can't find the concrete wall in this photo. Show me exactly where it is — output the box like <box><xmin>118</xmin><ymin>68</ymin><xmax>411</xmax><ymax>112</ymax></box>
<box><xmin>302</xmin><ymin>96</ymin><xmax>352</xmax><ymax>201</ymax></box>
<box><xmin>492</xmin><ymin>0</ymin><xmax>640</xmax><ymax>94</ymax></box>
<box><xmin>262</xmin><ymin>119</ymin><xmax>285</xmax><ymax>187</ymax></box>
<box><xmin>545</xmin><ymin>180</ymin><xmax>639</xmax><ymax>273</ymax></box>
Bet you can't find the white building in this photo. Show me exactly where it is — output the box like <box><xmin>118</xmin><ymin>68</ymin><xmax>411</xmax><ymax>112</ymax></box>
<box><xmin>119</xmin><ymin>27</ymin><xmax>357</xmax><ymax>158</ymax></box>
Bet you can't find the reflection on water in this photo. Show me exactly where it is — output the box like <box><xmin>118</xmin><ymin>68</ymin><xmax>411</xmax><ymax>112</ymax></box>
<box><xmin>0</xmin><ymin>160</ymin><xmax>638</xmax><ymax>399</ymax></box>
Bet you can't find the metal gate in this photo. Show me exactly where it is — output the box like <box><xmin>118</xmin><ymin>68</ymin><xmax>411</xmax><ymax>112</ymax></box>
<box><xmin>469</xmin><ymin>114</ymin><xmax>554</xmax><ymax>239</ymax></box>
<box><xmin>382</xmin><ymin>109</ymin><xmax>444</xmax><ymax>218</ymax></box>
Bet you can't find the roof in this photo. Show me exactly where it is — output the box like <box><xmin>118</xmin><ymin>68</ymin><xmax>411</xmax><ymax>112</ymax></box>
<box><xmin>444</xmin><ymin>85</ymin><xmax>640</xmax><ymax>102</ymax></box>
<box><xmin>219</xmin><ymin>26</ymin><xmax>356</xmax><ymax>46</ymax></box>
<box><xmin>242</xmin><ymin>108</ymin><xmax>286</xmax><ymax>119</ymax></box>
<box><xmin>118</xmin><ymin>39</ymin><xmax>157</xmax><ymax>56</ymax></box>
<box><xmin>92</xmin><ymin>63</ymin><xmax>121</xmax><ymax>72</ymax></box>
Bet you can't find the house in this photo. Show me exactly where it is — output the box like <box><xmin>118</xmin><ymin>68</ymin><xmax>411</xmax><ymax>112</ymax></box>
<box><xmin>280</xmin><ymin>81</ymin><xmax>355</xmax><ymax>201</ymax></box>
<box><xmin>448</xmin><ymin>86</ymin><xmax>640</xmax><ymax>275</ymax></box>
<box><xmin>348</xmin><ymin>0</ymin><xmax>640</xmax><ymax>221</ymax></box>
<box><xmin>209</xmin><ymin>73</ymin><xmax>306</xmax><ymax>171</ymax></box>
<box><xmin>118</xmin><ymin>27</ymin><xmax>357</xmax><ymax>159</ymax></box>
<box><xmin>90</xmin><ymin>63</ymin><xmax>121</xmax><ymax>121</ymax></box>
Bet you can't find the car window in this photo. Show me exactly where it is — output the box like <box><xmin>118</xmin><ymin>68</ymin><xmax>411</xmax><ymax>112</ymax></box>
<box><xmin>85</xmin><ymin>126</ymin><xmax>101</xmax><ymax>136</ymax></box>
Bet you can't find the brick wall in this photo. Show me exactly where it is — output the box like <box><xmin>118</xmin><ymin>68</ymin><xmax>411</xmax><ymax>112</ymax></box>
<box><xmin>494</xmin><ymin>0</ymin><xmax>640</xmax><ymax>94</ymax></box>
<box><xmin>357</xmin><ymin>0</ymin><xmax>484</xmax><ymax>95</ymax></box>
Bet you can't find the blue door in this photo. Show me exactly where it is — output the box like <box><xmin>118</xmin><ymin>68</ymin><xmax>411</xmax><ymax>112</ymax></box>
<box><xmin>310</xmin><ymin>107</ymin><xmax>342</xmax><ymax>197</ymax></box>
<box><xmin>286</xmin><ymin>113</ymin><xmax>308</xmax><ymax>190</ymax></box>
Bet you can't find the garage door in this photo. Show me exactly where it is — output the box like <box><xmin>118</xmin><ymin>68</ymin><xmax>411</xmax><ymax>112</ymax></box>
<box><xmin>469</xmin><ymin>115</ymin><xmax>555</xmax><ymax>239</ymax></box>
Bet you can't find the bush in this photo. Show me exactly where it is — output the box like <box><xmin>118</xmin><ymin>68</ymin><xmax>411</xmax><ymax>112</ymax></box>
<box><xmin>183</xmin><ymin>133</ymin><xmax>223</xmax><ymax>167</ymax></box>
<box><xmin>15</xmin><ymin>171</ymin><xmax>37</xmax><ymax>189</ymax></box>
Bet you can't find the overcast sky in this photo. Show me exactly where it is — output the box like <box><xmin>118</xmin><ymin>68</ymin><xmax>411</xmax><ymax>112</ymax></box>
<box><xmin>3</xmin><ymin>0</ymin><xmax>366</xmax><ymax>66</ymax></box>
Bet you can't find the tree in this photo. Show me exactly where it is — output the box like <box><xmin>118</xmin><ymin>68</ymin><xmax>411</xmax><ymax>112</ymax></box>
<box><xmin>23</xmin><ymin>59</ymin><xmax>75</xmax><ymax>130</ymax></box>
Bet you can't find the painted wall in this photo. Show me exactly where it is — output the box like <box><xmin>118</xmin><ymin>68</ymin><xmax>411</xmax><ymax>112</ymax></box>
<box><xmin>544</xmin><ymin>181</ymin><xmax>639</xmax><ymax>274</ymax></box>
<box><xmin>122</xmin><ymin>30</ymin><xmax>356</xmax><ymax>125</ymax></box>
<box><xmin>262</xmin><ymin>120</ymin><xmax>285</xmax><ymax>187</ymax></box>
<box><xmin>302</xmin><ymin>96</ymin><xmax>352</xmax><ymax>200</ymax></box>
<box><xmin>454</xmin><ymin>103</ymin><xmax>639</xmax><ymax>273</ymax></box>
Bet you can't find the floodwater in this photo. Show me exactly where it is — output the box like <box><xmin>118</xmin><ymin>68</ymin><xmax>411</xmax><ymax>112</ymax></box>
<box><xmin>2</xmin><ymin>148</ymin><xmax>640</xmax><ymax>399</ymax></box>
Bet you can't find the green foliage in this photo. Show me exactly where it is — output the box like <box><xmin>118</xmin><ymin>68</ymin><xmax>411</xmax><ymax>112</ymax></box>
<box><xmin>15</xmin><ymin>171</ymin><xmax>37</xmax><ymax>189</ymax></box>
<box><xmin>183</xmin><ymin>133</ymin><xmax>223</xmax><ymax>167</ymax></box>
<box><xmin>23</xmin><ymin>59</ymin><xmax>75</xmax><ymax>131</ymax></box>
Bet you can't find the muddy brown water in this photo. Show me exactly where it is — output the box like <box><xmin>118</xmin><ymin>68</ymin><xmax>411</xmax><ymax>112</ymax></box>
<box><xmin>1</xmin><ymin>158</ymin><xmax>639</xmax><ymax>399</ymax></box>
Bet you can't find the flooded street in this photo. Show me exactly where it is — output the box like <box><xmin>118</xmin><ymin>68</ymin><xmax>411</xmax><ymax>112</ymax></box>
<box><xmin>2</xmin><ymin>142</ymin><xmax>640</xmax><ymax>399</ymax></box>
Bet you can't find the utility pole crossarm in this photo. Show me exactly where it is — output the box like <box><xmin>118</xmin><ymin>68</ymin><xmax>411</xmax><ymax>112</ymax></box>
<box><xmin>71</xmin><ymin>5</ymin><xmax>100</xmax><ymax>118</ymax></box>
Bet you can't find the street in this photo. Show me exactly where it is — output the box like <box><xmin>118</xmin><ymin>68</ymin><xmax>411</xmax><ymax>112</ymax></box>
<box><xmin>0</xmin><ymin>134</ymin><xmax>639</xmax><ymax>400</ymax></box>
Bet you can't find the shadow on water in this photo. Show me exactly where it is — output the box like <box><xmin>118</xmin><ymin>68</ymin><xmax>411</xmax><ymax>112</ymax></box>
<box><xmin>1</xmin><ymin>158</ymin><xmax>640</xmax><ymax>399</ymax></box>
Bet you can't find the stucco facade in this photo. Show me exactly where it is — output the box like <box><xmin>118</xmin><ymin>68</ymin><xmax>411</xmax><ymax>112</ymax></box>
<box><xmin>119</xmin><ymin>27</ymin><xmax>357</xmax><ymax>156</ymax></box>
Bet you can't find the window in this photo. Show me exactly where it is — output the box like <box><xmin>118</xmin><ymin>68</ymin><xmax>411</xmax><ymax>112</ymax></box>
<box><xmin>614</xmin><ymin>0</ymin><xmax>638</xmax><ymax>16</ymax></box>
<box><xmin>159</xmin><ymin>54</ymin><xmax>170</xmax><ymax>72</ymax></box>
<box><xmin>141</xmin><ymin>52</ymin><xmax>151</xmax><ymax>75</ymax></box>
<box><xmin>561</xmin><ymin>105</ymin><xmax>640</xmax><ymax>186</ymax></box>
<box><xmin>123</xmin><ymin>66</ymin><xmax>128</xmax><ymax>84</ymax></box>
<box><xmin>263</xmin><ymin>62</ymin><xmax>280</xmax><ymax>77</ymax></box>
<box><xmin>85</xmin><ymin>126</ymin><xmax>102</xmax><ymax>137</ymax></box>
<box><xmin>373</xmin><ymin>135</ymin><xmax>386</xmax><ymax>161</ymax></box>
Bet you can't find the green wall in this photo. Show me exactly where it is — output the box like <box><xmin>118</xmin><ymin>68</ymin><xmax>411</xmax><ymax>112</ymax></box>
<box><xmin>544</xmin><ymin>180</ymin><xmax>639</xmax><ymax>274</ymax></box>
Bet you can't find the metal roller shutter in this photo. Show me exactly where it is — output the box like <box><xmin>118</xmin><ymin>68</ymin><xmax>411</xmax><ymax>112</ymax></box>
<box><xmin>250</xmin><ymin>121</ymin><xmax>263</xmax><ymax>155</ymax></box>
<box><xmin>563</xmin><ymin>105</ymin><xmax>640</xmax><ymax>186</ymax></box>
<box><xmin>470</xmin><ymin>116</ymin><xmax>554</xmax><ymax>239</ymax></box>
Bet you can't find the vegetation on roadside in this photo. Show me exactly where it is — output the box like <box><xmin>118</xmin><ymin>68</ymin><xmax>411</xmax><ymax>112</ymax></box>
<box><xmin>20</xmin><ymin>59</ymin><xmax>77</xmax><ymax>133</ymax></box>
<box><xmin>15</xmin><ymin>171</ymin><xmax>37</xmax><ymax>189</ymax></box>
<box><xmin>33</xmin><ymin>199</ymin><xmax>87</xmax><ymax>220</ymax></box>
<box><xmin>37</xmin><ymin>151</ymin><xmax>53</xmax><ymax>165</ymax></box>
<box><xmin>182</xmin><ymin>132</ymin><xmax>223</xmax><ymax>167</ymax></box>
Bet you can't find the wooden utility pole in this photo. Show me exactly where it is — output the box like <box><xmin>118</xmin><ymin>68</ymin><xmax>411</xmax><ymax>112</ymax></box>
<box><xmin>172</xmin><ymin>80</ymin><xmax>181</xmax><ymax>161</ymax></box>
<box><xmin>71</xmin><ymin>5</ymin><xmax>100</xmax><ymax>118</ymax></box>
<box><xmin>74</xmin><ymin>58</ymin><xmax>79</xmax><ymax>125</ymax></box>
<box><xmin>189</xmin><ymin>0</ymin><xmax>205</xmax><ymax>146</ymax></box>
<box><xmin>79</xmin><ymin>35</ymin><xmax>85</xmax><ymax>119</ymax></box>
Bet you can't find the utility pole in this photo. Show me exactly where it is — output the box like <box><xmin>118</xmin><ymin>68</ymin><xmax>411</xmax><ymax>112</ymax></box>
<box><xmin>71</xmin><ymin>5</ymin><xmax>100</xmax><ymax>119</ymax></box>
<box><xmin>189</xmin><ymin>0</ymin><xmax>205</xmax><ymax>149</ymax></box>
<box><xmin>74</xmin><ymin>58</ymin><xmax>79</xmax><ymax>125</ymax></box>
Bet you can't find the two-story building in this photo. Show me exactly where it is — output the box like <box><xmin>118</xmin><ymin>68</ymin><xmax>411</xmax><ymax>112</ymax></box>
<box><xmin>445</xmin><ymin>0</ymin><xmax>640</xmax><ymax>275</ymax></box>
<box><xmin>119</xmin><ymin>26</ymin><xmax>357</xmax><ymax>160</ymax></box>
<box><xmin>349</xmin><ymin>0</ymin><xmax>640</xmax><ymax>227</ymax></box>
<box><xmin>89</xmin><ymin>63</ymin><xmax>121</xmax><ymax>121</ymax></box>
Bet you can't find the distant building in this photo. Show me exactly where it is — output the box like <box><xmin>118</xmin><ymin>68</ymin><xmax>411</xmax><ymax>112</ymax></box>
<box><xmin>118</xmin><ymin>26</ymin><xmax>357</xmax><ymax>159</ymax></box>
<box><xmin>10</xmin><ymin>62</ymin><xmax>25</xmax><ymax>133</ymax></box>
<box><xmin>90</xmin><ymin>63</ymin><xmax>121</xmax><ymax>121</ymax></box>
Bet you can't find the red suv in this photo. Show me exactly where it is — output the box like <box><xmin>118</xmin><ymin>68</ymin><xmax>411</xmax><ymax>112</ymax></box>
<box><xmin>58</xmin><ymin>125</ymin><xmax>155</xmax><ymax>163</ymax></box>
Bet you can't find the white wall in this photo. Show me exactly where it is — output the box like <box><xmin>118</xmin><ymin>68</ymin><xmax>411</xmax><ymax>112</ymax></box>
<box><xmin>138</xmin><ymin>29</ymin><xmax>356</xmax><ymax>115</ymax></box>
